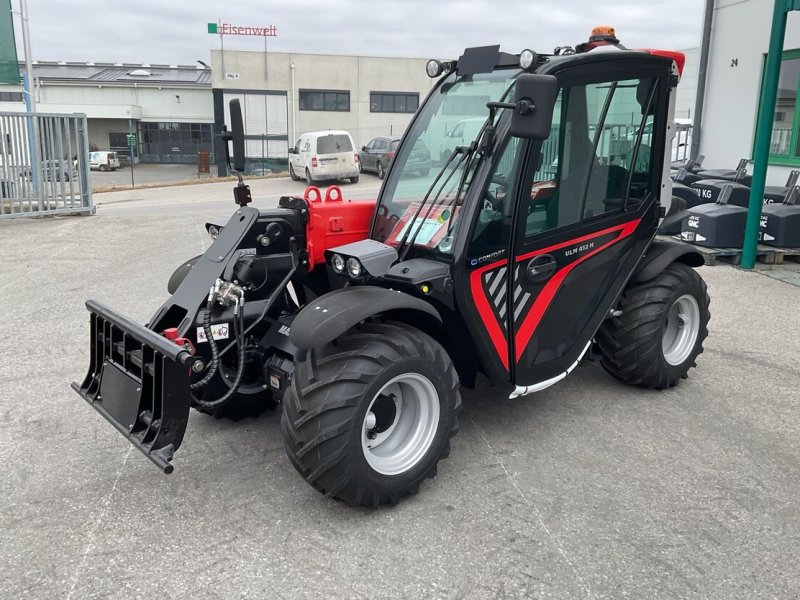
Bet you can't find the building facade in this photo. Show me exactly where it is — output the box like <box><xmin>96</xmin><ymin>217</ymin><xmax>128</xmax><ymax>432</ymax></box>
<box><xmin>0</xmin><ymin>62</ymin><xmax>213</xmax><ymax>164</ymax></box>
<box><xmin>209</xmin><ymin>50</ymin><xmax>435</xmax><ymax>174</ymax></box>
<box><xmin>699</xmin><ymin>0</ymin><xmax>800</xmax><ymax>184</ymax></box>
<box><xmin>0</xmin><ymin>46</ymin><xmax>698</xmax><ymax>174</ymax></box>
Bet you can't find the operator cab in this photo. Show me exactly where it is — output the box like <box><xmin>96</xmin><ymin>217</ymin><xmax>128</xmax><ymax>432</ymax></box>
<box><xmin>324</xmin><ymin>30</ymin><xmax>683</xmax><ymax>387</ymax></box>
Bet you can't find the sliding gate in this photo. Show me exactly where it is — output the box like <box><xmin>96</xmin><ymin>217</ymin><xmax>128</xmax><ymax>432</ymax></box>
<box><xmin>0</xmin><ymin>111</ymin><xmax>93</xmax><ymax>219</ymax></box>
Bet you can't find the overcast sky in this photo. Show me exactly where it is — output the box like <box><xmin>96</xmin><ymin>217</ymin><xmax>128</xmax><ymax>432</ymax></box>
<box><xmin>14</xmin><ymin>0</ymin><xmax>705</xmax><ymax>65</ymax></box>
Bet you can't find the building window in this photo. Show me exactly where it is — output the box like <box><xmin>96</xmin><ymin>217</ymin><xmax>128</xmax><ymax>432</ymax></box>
<box><xmin>299</xmin><ymin>89</ymin><xmax>350</xmax><ymax>112</ymax></box>
<box><xmin>370</xmin><ymin>92</ymin><xmax>419</xmax><ymax>113</ymax></box>
<box><xmin>765</xmin><ymin>50</ymin><xmax>800</xmax><ymax>164</ymax></box>
<box><xmin>137</xmin><ymin>121</ymin><xmax>214</xmax><ymax>164</ymax></box>
<box><xmin>443</xmin><ymin>95</ymin><xmax>490</xmax><ymax>116</ymax></box>
<box><xmin>0</xmin><ymin>91</ymin><xmax>23</xmax><ymax>102</ymax></box>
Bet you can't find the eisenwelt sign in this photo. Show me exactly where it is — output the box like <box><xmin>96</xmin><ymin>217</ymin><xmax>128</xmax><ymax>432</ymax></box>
<box><xmin>208</xmin><ymin>22</ymin><xmax>277</xmax><ymax>37</ymax></box>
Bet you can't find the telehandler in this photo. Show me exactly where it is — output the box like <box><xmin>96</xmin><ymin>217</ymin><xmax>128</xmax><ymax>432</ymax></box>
<box><xmin>74</xmin><ymin>30</ymin><xmax>710</xmax><ymax>507</ymax></box>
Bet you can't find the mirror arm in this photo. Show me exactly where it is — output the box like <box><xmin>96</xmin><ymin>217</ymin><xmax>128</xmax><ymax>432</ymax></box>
<box><xmin>486</xmin><ymin>99</ymin><xmax>536</xmax><ymax>115</ymax></box>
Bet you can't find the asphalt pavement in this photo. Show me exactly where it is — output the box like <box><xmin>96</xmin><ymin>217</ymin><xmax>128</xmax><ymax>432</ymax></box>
<box><xmin>1</xmin><ymin>176</ymin><xmax>799</xmax><ymax>599</ymax></box>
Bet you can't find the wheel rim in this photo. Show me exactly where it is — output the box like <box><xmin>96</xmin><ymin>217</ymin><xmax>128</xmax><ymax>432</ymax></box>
<box><xmin>662</xmin><ymin>293</ymin><xmax>701</xmax><ymax>366</ymax></box>
<box><xmin>361</xmin><ymin>373</ymin><xmax>440</xmax><ymax>476</ymax></box>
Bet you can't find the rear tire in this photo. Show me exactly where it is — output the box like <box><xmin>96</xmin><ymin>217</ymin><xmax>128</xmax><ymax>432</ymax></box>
<box><xmin>596</xmin><ymin>262</ymin><xmax>710</xmax><ymax>389</ymax></box>
<box><xmin>349</xmin><ymin>175</ymin><xmax>359</xmax><ymax>184</ymax></box>
<box><xmin>305</xmin><ymin>168</ymin><xmax>313</xmax><ymax>185</ymax></box>
<box><xmin>376</xmin><ymin>162</ymin><xmax>385</xmax><ymax>179</ymax></box>
<box><xmin>282</xmin><ymin>322</ymin><xmax>461</xmax><ymax>507</ymax></box>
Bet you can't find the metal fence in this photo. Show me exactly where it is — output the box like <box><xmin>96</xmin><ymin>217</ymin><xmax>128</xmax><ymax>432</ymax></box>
<box><xmin>0</xmin><ymin>111</ymin><xmax>93</xmax><ymax>219</ymax></box>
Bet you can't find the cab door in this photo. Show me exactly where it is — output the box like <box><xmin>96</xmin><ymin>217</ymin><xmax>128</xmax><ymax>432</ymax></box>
<box><xmin>509</xmin><ymin>60</ymin><xmax>671</xmax><ymax>389</ymax></box>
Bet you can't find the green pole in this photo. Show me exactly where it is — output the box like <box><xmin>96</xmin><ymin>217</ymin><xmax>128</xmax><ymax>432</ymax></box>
<box><xmin>743</xmin><ymin>0</ymin><xmax>791</xmax><ymax>268</ymax></box>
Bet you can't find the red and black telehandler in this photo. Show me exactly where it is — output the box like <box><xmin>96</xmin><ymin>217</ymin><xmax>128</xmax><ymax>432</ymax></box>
<box><xmin>74</xmin><ymin>30</ymin><xmax>710</xmax><ymax>507</ymax></box>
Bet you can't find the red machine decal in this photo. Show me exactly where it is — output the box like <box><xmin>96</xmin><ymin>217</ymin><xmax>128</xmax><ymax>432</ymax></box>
<box><xmin>469</xmin><ymin>259</ymin><xmax>510</xmax><ymax>371</ymax></box>
<box><xmin>513</xmin><ymin>220</ymin><xmax>640</xmax><ymax>362</ymax></box>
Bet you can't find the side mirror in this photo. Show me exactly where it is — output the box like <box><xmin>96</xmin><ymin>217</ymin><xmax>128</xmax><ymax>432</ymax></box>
<box><xmin>228</xmin><ymin>99</ymin><xmax>246</xmax><ymax>172</ymax></box>
<box><xmin>509</xmin><ymin>74</ymin><xmax>559</xmax><ymax>140</ymax></box>
<box><xmin>361</xmin><ymin>146</ymin><xmax>367</xmax><ymax>152</ymax></box>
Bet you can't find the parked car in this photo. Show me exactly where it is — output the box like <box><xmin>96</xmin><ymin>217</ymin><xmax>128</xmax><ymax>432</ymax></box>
<box><xmin>359</xmin><ymin>136</ymin><xmax>431</xmax><ymax>179</ymax></box>
<box><xmin>89</xmin><ymin>151</ymin><xmax>120</xmax><ymax>171</ymax></box>
<box><xmin>42</xmin><ymin>158</ymin><xmax>78</xmax><ymax>182</ymax></box>
<box><xmin>20</xmin><ymin>158</ymin><xmax>78</xmax><ymax>182</ymax></box>
<box><xmin>288</xmin><ymin>131</ymin><xmax>359</xmax><ymax>184</ymax></box>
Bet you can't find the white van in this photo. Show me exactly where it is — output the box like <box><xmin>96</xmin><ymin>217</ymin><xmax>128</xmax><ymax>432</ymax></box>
<box><xmin>89</xmin><ymin>151</ymin><xmax>120</xmax><ymax>171</ymax></box>
<box><xmin>439</xmin><ymin>117</ymin><xmax>486</xmax><ymax>163</ymax></box>
<box><xmin>288</xmin><ymin>131</ymin><xmax>359</xmax><ymax>184</ymax></box>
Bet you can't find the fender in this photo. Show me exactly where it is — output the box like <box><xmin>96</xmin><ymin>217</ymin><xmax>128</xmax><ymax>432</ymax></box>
<box><xmin>289</xmin><ymin>286</ymin><xmax>441</xmax><ymax>352</ymax></box>
<box><xmin>632</xmin><ymin>239</ymin><xmax>705</xmax><ymax>283</ymax></box>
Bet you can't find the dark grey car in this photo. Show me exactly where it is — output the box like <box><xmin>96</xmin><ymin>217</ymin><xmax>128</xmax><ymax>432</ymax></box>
<box><xmin>359</xmin><ymin>136</ymin><xmax>431</xmax><ymax>179</ymax></box>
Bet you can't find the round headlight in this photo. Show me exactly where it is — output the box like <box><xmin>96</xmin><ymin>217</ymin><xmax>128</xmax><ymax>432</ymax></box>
<box><xmin>346</xmin><ymin>257</ymin><xmax>362</xmax><ymax>279</ymax></box>
<box><xmin>519</xmin><ymin>49</ymin><xmax>536</xmax><ymax>70</ymax></box>
<box><xmin>208</xmin><ymin>225</ymin><xmax>219</xmax><ymax>239</ymax></box>
<box><xmin>331</xmin><ymin>253</ymin><xmax>345</xmax><ymax>273</ymax></box>
<box><xmin>426</xmin><ymin>59</ymin><xmax>443</xmax><ymax>78</ymax></box>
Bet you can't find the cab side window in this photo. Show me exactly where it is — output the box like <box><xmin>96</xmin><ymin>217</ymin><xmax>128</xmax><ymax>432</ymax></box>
<box><xmin>526</xmin><ymin>77</ymin><xmax>658</xmax><ymax>237</ymax></box>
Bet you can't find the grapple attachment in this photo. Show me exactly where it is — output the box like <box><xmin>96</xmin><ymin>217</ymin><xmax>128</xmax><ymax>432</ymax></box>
<box><xmin>72</xmin><ymin>300</ymin><xmax>198</xmax><ymax>473</ymax></box>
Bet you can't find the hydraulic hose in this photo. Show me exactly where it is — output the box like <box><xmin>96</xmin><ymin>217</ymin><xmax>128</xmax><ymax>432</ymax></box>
<box><xmin>189</xmin><ymin>297</ymin><xmax>248</xmax><ymax>410</ymax></box>
<box><xmin>189</xmin><ymin>294</ymin><xmax>220</xmax><ymax>391</ymax></box>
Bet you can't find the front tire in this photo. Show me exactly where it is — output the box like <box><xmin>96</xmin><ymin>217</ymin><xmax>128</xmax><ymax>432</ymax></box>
<box><xmin>282</xmin><ymin>322</ymin><xmax>461</xmax><ymax>507</ymax></box>
<box><xmin>597</xmin><ymin>262</ymin><xmax>710</xmax><ymax>389</ymax></box>
<box><xmin>289</xmin><ymin>163</ymin><xmax>299</xmax><ymax>181</ymax></box>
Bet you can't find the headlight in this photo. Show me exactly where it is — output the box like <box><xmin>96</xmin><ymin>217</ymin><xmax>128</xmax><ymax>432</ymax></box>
<box><xmin>519</xmin><ymin>49</ymin><xmax>536</xmax><ymax>70</ymax></box>
<box><xmin>346</xmin><ymin>257</ymin><xmax>362</xmax><ymax>279</ymax></box>
<box><xmin>426</xmin><ymin>59</ymin><xmax>443</xmax><ymax>78</ymax></box>
<box><xmin>331</xmin><ymin>253</ymin><xmax>345</xmax><ymax>273</ymax></box>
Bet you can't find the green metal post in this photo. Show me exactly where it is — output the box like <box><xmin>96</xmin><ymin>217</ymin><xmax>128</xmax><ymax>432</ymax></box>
<box><xmin>743</xmin><ymin>0</ymin><xmax>792</xmax><ymax>268</ymax></box>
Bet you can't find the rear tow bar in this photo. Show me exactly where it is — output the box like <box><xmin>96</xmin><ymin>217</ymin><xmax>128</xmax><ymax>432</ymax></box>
<box><xmin>72</xmin><ymin>300</ymin><xmax>200</xmax><ymax>473</ymax></box>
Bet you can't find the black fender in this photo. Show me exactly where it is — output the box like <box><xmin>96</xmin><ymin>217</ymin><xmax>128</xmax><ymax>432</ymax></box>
<box><xmin>632</xmin><ymin>239</ymin><xmax>705</xmax><ymax>284</ymax></box>
<box><xmin>289</xmin><ymin>286</ymin><xmax>441</xmax><ymax>352</ymax></box>
<box><xmin>167</xmin><ymin>255</ymin><xmax>201</xmax><ymax>294</ymax></box>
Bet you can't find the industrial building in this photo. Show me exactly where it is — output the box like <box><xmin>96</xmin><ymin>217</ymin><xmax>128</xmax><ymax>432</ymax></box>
<box><xmin>209</xmin><ymin>50</ymin><xmax>434</xmax><ymax>175</ymax></box>
<box><xmin>0</xmin><ymin>62</ymin><xmax>213</xmax><ymax>164</ymax></box>
<box><xmin>696</xmin><ymin>0</ymin><xmax>800</xmax><ymax>185</ymax></box>
<box><xmin>0</xmin><ymin>45</ymin><xmax>699</xmax><ymax>174</ymax></box>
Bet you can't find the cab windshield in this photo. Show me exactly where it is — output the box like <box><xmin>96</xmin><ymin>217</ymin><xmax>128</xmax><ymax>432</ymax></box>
<box><xmin>372</xmin><ymin>68</ymin><xmax>520</xmax><ymax>254</ymax></box>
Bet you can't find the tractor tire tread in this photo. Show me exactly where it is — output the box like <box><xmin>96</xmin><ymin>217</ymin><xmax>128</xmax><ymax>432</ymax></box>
<box><xmin>596</xmin><ymin>262</ymin><xmax>710</xmax><ymax>390</ymax></box>
<box><xmin>282</xmin><ymin>321</ymin><xmax>460</xmax><ymax>507</ymax></box>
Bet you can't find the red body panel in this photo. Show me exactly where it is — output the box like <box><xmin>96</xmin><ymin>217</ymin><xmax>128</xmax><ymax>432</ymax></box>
<box><xmin>303</xmin><ymin>186</ymin><xmax>375</xmax><ymax>268</ymax></box>
<box><xmin>640</xmin><ymin>49</ymin><xmax>685</xmax><ymax>76</ymax></box>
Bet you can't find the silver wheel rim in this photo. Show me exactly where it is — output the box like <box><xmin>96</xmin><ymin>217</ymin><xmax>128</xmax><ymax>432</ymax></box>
<box><xmin>361</xmin><ymin>373</ymin><xmax>440</xmax><ymax>476</ymax></box>
<box><xmin>662</xmin><ymin>293</ymin><xmax>701</xmax><ymax>366</ymax></box>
